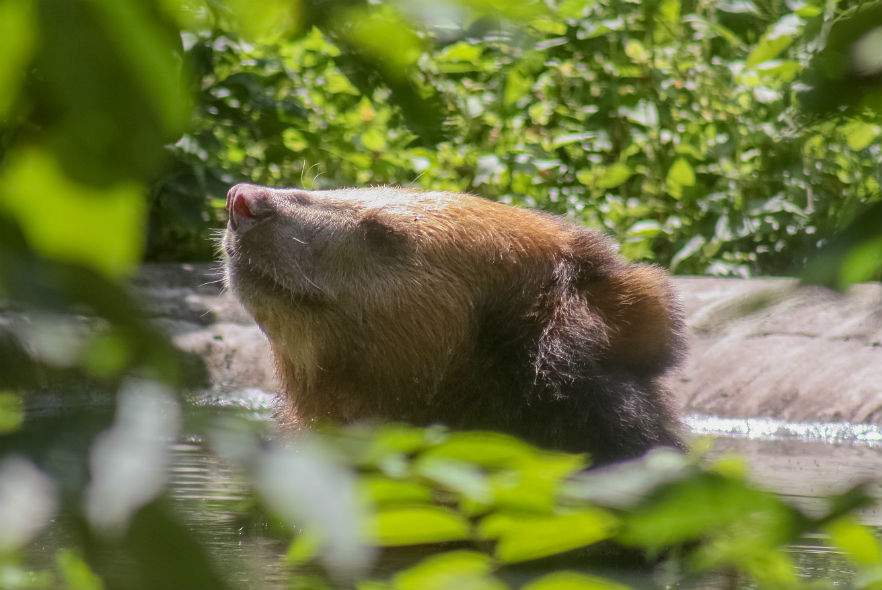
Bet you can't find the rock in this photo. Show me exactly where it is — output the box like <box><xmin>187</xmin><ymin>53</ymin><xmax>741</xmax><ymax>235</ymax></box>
<box><xmin>134</xmin><ymin>263</ymin><xmax>275</xmax><ymax>393</ymax></box>
<box><xmin>672</xmin><ymin>277</ymin><xmax>882</xmax><ymax>424</ymax></box>
<box><xmin>135</xmin><ymin>264</ymin><xmax>882</xmax><ymax>424</ymax></box>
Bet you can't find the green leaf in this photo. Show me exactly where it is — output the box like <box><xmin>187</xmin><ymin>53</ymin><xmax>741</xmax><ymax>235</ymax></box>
<box><xmin>790</xmin><ymin>1</ymin><xmax>822</xmax><ymax>18</ymax></box>
<box><xmin>0</xmin><ymin>149</ymin><xmax>145</xmax><ymax>278</ymax></box>
<box><xmin>286</xmin><ymin>530</ymin><xmax>321</xmax><ymax>565</ymax></box>
<box><xmin>619</xmin><ymin>474</ymin><xmax>794</xmax><ymax>550</ymax></box>
<box><xmin>745</xmin><ymin>14</ymin><xmax>802</xmax><ymax>68</ymax></box>
<box><xmin>87</xmin><ymin>0</ymin><xmax>190</xmax><ymax>135</ymax></box>
<box><xmin>422</xmin><ymin>432</ymin><xmax>537</xmax><ymax>469</ymax></box>
<box><xmin>224</xmin><ymin>0</ymin><xmax>302</xmax><ymax>43</ymax></box>
<box><xmin>657</xmin><ymin>0</ymin><xmax>681</xmax><ymax>36</ymax></box>
<box><xmin>366</xmin><ymin>506</ymin><xmax>470</xmax><ymax>546</ymax></box>
<box><xmin>479</xmin><ymin>509</ymin><xmax>616</xmax><ymax>562</ymax></box>
<box><xmin>392</xmin><ymin>551</ymin><xmax>507</xmax><ymax>590</ymax></box>
<box><xmin>666</xmin><ymin>158</ymin><xmax>696</xmax><ymax>199</ymax></box>
<box><xmin>83</xmin><ymin>330</ymin><xmax>133</xmax><ymax>377</ymax></box>
<box><xmin>745</xmin><ymin>35</ymin><xmax>793</xmax><ymax>68</ymax></box>
<box><xmin>839</xmin><ymin>120</ymin><xmax>880</xmax><ymax>151</ymax></box>
<box><xmin>504</xmin><ymin>69</ymin><xmax>533</xmax><ymax>106</ymax></box>
<box><xmin>56</xmin><ymin>549</ymin><xmax>104</xmax><ymax>590</ymax></box>
<box><xmin>438</xmin><ymin>42</ymin><xmax>486</xmax><ymax>73</ymax></box>
<box><xmin>624</xmin><ymin>39</ymin><xmax>650</xmax><ymax>63</ymax></box>
<box><xmin>578</xmin><ymin>17</ymin><xmax>624</xmax><ymax>39</ymax></box>
<box><xmin>531</xmin><ymin>18</ymin><xmax>567</xmax><ymax>35</ymax></box>
<box><xmin>826</xmin><ymin>518</ymin><xmax>882</xmax><ymax>567</ymax></box>
<box><xmin>325</xmin><ymin>69</ymin><xmax>360</xmax><ymax>95</ymax></box>
<box><xmin>358</xmin><ymin>476</ymin><xmax>434</xmax><ymax>506</ymax></box>
<box><xmin>372</xmin><ymin>424</ymin><xmax>439</xmax><ymax>455</ymax></box>
<box><xmin>439</xmin><ymin>42</ymin><xmax>483</xmax><ymax>63</ymax></box>
<box><xmin>839</xmin><ymin>234</ymin><xmax>882</xmax><ymax>288</ymax></box>
<box><xmin>0</xmin><ymin>392</ymin><xmax>24</xmax><ymax>434</ymax></box>
<box><xmin>620</xmin><ymin>101</ymin><xmax>658</xmax><ymax>127</ymax></box>
<box><xmin>723</xmin><ymin>547</ymin><xmax>802</xmax><ymax>588</ymax></box>
<box><xmin>522</xmin><ymin>571</ymin><xmax>631</xmax><ymax>590</ymax></box>
<box><xmin>626</xmin><ymin>220</ymin><xmax>663</xmax><ymax>238</ymax></box>
<box><xmin>0</xmin><ymin>0</ymin><xmax>35</xmax><ymax>119</ymax></box>
<box><xmin>283</xmin><ymin>128</ymin><xmax>309</xmax><ymax>152</ymax></box>
<box><xmin>362</xmin><ymin>128</ymin><xmax>388</xmax><ymax>152</ymax></box>
<box><xmin>415</xmin><ymin>458</ymin><xmax>492</xmax><ymax>505</ymax></box>
<box><xmin>558</xmin><ymin>0</ymin><xmax>595</xmax><ymax>20</ymax></box>
<box><xmin>597</xmin><ymin>163</ymin><xmax>634</xmax><ymax>189</ymax></box>
<box><xmin>338</xmin><ymin>5</ymin><xmax>423</xmax><ymax>78</ymax></box>
<box><xmin>458</xmin><ymin>0</ymin><xmax>548</xmax><ymax>21</ymax></box>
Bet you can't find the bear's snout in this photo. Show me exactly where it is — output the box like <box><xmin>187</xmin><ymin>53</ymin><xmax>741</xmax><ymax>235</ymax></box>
<box><xmin>227</xmin><ymin>183</ymin><xmax>273</xmax><ymax>232</ymax></box>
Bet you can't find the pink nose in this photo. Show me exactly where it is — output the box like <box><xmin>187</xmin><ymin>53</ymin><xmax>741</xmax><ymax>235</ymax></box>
<box><xmin>226</xmin><ymin>184</ymin><xmax>269</xmax><ymax>229</ymax></box>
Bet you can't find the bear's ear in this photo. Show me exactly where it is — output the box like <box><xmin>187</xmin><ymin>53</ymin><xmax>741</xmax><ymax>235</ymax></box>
<box><xmin>359</xmin><ymin>214</ymin><xmax>409</xmax><ymax>259</ymax></box>
<box><xmin>570</xmin><ymin>230</ymin><xmax>684</xmax><ymax>375</ymax></box>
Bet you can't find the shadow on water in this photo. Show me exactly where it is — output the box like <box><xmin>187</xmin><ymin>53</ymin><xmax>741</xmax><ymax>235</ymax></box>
<box><xmin>16</xmin><ymin>391</ymin><xmax>882</xmax><ymax>589</ymax></box>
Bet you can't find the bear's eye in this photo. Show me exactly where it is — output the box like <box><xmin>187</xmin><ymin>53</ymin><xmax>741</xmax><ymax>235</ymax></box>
<box><xmin>359</xmin><ymin>216</ymin><xmax>408</xmax><ymax>259</ymax></box>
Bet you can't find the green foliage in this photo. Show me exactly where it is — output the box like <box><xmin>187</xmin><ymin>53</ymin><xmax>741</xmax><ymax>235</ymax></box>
<box><xmin>154</xmin><ymin>0</ymin><xmax>880</xmax><ymax>282</ymax></box>
<box><xmin>0</xmin><ymin>0</ymin><xmax>192</xmax><ymax>390</ymax></box>
<box><xmin>0</xmin><ymin>392</ymin><xmax>24</xmax><ymax>434</ymax></box>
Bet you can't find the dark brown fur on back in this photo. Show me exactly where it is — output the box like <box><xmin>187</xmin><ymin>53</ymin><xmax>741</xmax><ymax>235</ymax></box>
<box><xmin>223</xmin><ymin>184</ymin><xmax>685</xmax><ymax>465</ymax></box>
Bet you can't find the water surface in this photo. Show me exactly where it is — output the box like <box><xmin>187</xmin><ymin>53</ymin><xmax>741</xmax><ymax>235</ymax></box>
<box><xmin>17</xmin><ymin>390</ymin><xmax>882</xmax><ymax>588</ymax></box>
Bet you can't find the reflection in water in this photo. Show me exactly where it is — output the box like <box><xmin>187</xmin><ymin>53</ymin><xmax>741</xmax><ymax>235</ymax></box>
<box><xmin>168</xmin><ymin>441</ymin><xmax>289</xmax><ymax>589</ymax></box>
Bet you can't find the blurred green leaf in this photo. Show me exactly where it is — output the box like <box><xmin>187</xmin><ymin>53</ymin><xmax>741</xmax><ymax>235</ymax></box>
<box><xmin>597</xmin><ymin>163</ymin><xmax>634</xmax><ymax>189</ymax></box>
<box><xmin>826</xmin><ymin>518</ymin><xmax>882</xmax><ymax>567</ymax></box>
<box><xmin>504</xmin><ymin>69</ymin><xmax>533</xmax><ymax>106</ymax></box>
<box><xmin>619</xmin><ymin>474</ymin><xmax>795</xmax><ymax>550</ymax></box>
<box><xmin>802</xmin><ymin>202</ymin><xmax>882</xmax><ymax>289</ymax></box>
<box><xmin>479</xmin><ymin>509</ymin><xmax>616</xmax><ymax>563</ymax></box>
<box><xmin>457</xmin><ymin>0</ymin><xmax>548</xmax><ymax>21</ymax></box>
<box><xmin>286</xmin><ymin>530</ymin><xmax>321</xmax><ymax>565</ymax></box>
<box><xmin>839</xmin><ymin>235</ymin><xmax>882</xmax><ymax>287</ymax></box>
<box><xmin>0</xmin><ymin>149</ymin><xmax>145</xmax><ymax>278</ymax></box>
<box><xmin>422</xmin><ymin>432</ymin><xmax>539</xmax><ymax>469</ymax></box>
<box><xmin>415</xmin><ymin>457</ymin><xmax>492</xmax><ymax>506</ymax></box>
<box><xmin>0</xmin><ymin>0</ymin><xmax>35</xmax><ymax>119</ymax></box>
<box><xmin>86</xmin><ymin>0</ymin><xmax>190</xmax><ymax>134</ymax></box>
<box><xmin>358</xmin><ymin>475</ymin><xmax>434</xmax><ymax>506</ymax></box>
<box><xmin>0</xmin><ymin>392</ymin><xmax>24</xmax><ymax>434</ymax></box>
<box><xmin>362</xmin><ymin>128</ymin><xmax>388</xmax><ymax>152</ymax></box>
<box><xmin>366</xmin><ymin>506</ymin><xmax>470</xmax><ymax>546</ymax></box>
<box><xmin>83</xmin><ymin>330</ymin><xmax>133</xmax><ymax>377</ymax></box>
<box><xmin>558</xmin><ymin>0</ymin><xmax>593</xmax><ymax>20</ymax></box>
<box><xmin>55</xmin><ymin>549</ymin><xmax>103</xmax><ymax>590</ymax></box>
<box><xmin>392</xmin><ymin>551</ymin><xmax>507</xmax><ymax>590</ymax></box>
<box><xmin>225</xmin><ymin>0</ymin><xmax>303</xmax><ymax>43</ymax></box>
<box><xmin>624</xmin><ymin>39</ymin><xmax>649</xmax><ymax>63</ymax></box>
<box><xmin>665</xmin><ymin>158</ymin><xmax>696</xmax><ymax>199</ymax></box>
<box><xmin>522</xmin><ymin>571</ymin><xmax>631</xmax><ymax>590</ymax></box>
<box><xmin>626</xmin><ymin>220</ymin><xmax>663</xmax><ymax>239</ymax></box>
<box><xmin>839</xmin><ymin>119</ymin><xmax>881</xmax><ymax>151</ymax></box>
<box><xmin>746</xmin><ymin>15</ymin><xmax>802</xmax><ymax>68</ymax></box>
<box><xmin>337</xmin><ymin>5</ymin><xmax>422</xmax><ymax>79</ymax></box>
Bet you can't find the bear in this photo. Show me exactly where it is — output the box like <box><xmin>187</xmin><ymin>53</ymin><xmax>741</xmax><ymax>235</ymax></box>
<box><xmin>222</xmin><ymin>183</ymin><xmax>686</xmax><ymax>465</ymax></box>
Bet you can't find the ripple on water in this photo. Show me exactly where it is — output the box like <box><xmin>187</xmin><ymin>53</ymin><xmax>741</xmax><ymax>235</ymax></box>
<box><xmin>686</xmin><ymin>414</ymin><xmax>882</xmax><ymax>446</ymax></box>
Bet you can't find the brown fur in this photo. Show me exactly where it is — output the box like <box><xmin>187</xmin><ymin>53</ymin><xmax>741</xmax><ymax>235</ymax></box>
<box><xmin>223</xmin><ymin>184</ymin><xmax>685</xmax><ymax>464</ymax></box>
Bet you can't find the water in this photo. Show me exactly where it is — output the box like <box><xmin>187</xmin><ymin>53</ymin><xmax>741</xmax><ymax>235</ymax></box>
<box><xmin>14</xmin><ymin>390</ymin><xmax>882</xmax><ymax>588</ymax></box>
<box><xmin>686</xmin><ymin>415</ymin><xmax>882</xmax><ymax>527</ymax></box>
